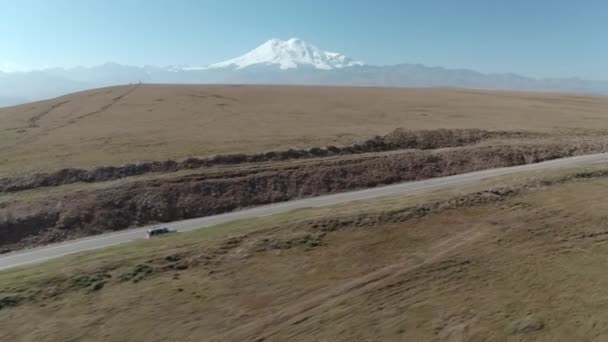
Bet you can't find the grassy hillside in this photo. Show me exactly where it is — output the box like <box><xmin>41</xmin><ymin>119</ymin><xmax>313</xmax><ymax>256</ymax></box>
<box><xmin>3</xmin><ymin>164</ymin><xmax>608</xmax><ymax>341</ymax></box>
<box><xmin>2</xmin><ymin>84</ymin><xmax>608</xmax><ymax>175</ymax></box>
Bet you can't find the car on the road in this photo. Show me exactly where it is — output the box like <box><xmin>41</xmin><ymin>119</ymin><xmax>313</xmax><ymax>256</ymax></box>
<box><xmin>146</xmin><ymin>226</ymin><xmax>177</xmax><ymax>239</ymax></box>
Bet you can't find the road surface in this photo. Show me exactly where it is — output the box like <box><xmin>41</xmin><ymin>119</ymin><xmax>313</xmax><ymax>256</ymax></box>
<box><xmin>2</xmin><ymin>152</ymin><xmax>608</xmax><ymax>271</ymax></box>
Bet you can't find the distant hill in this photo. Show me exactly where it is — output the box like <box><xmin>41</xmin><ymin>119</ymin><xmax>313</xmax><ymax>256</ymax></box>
<box><xmin>2</xmin><ymin>38</ymin><xmax>608</xmax><ymax>106</ymax></box>
<box><xmin>3</xmin><ymin>84</ymin><xmax>608</xmax><ymax>176</ymax></box>
<box><xmin>0</xmin><ymin>96</ymin><xmax>29</xmax><ymax>107</ymax></box>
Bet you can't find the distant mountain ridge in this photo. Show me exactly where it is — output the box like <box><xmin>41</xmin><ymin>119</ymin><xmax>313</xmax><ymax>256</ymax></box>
<box><xmin>2</xmin><ymin>38</ymin><xmax>608</xmax><ymax>106</ymax></box>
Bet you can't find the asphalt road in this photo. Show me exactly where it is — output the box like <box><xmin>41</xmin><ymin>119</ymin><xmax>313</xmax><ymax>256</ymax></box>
<box><xmin>2</xmin><ymin>152</ymin><xmax>608</xmax><ymax>271</ymax></box>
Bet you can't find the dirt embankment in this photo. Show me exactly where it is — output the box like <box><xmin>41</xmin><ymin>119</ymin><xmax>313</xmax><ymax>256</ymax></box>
<box><xmin>0</xmin><ymin>129</ymin><xmax>528</xmax><ymax>193</ymax></box>
<box><xmin>2</xmin><ymin>139</ymin><xmax>607</xmax><ymax>252</ymax></box>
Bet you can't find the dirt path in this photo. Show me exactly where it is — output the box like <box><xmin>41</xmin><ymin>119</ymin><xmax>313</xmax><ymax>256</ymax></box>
<box><xmin>27</xmin><ymin>100</ymin><xmax>70</xmax><ymax>128</ymax></box>
<box><xmin>73</xmin><ymin>83</ymin><xmax>140</xmax><ymax>122</ymax></box>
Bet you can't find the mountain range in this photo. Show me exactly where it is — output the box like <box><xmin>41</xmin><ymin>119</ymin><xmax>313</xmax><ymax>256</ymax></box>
<box><xmin>2</xmin><ymin>38</ymin><xmax>608</xmax><ymax>107</ymax></box>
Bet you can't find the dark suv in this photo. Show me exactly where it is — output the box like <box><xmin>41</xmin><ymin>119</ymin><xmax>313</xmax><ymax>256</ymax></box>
<box><xmin>146</xmin><ymin>227</ymin><xmax>177</xmax><ymax>239</ymax></box>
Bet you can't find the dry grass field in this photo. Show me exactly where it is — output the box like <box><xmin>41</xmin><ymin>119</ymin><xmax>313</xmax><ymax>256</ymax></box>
<box><xmin>3</xmin><ymin>165</ymin><xmax>608</xmax><ymax>341</ymax></box>
<box><xmin>4</xmin><ymin>85</ymin><xmax>608</xmax><ymax>253</ymax></box>
<box><xmin>2</xmin><ymin>84</ymin><xmax>608</xmax><ymax>175</ymax></box>
<box><xmin>4</xmin><ymin>85</ymin><xmax>608</xmax><ymax>341</ymax></box>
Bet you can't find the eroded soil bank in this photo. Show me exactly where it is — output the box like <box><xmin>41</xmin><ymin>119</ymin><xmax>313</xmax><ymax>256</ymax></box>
<box><xmin>2</xmin><ymin>131</ymin><xmax>607</xmax><ymax>252</ymax></box>
<box><xmin>0</xmin><ymin>129</ymin><xmax>530</xmax><ymax>193</ymax></box>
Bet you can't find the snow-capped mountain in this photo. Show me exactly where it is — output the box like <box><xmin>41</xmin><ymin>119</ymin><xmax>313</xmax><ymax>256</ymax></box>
<box><xmin>3</xmin><ymin>38</ymin><xmax>608</xmax><ymax>107</ymax></box>
<box><xmin>205</xmin><ymin>38</ymin><xmax>365</xmax><ymax>70</ymax></box>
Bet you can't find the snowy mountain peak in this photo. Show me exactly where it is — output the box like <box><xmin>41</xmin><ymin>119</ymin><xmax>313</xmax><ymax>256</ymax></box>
<box><xmin>207</xmin><ymin>38</ymin><xmax>365</xmax><ymax>70</ymax></box>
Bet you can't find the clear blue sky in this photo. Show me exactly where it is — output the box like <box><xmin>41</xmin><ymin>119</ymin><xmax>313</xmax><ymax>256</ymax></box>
<box><xmin>1</xmin><ymin>0</ymin><xmax>606</xmax><ymax>79</ymax></box>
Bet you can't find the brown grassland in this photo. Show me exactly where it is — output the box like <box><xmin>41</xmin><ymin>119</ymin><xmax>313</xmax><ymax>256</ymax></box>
<box><xmin>3</xmin><ymin>85</ymin><xmax>608</xmax><ymax>341</ymax></box>
<box><xmin>3</xmin><ymin>85</ymin><xmax>608</xmax><ymax>255</ymax></box>
<box><xmin>3</xmin><ymin>84</ymin><xmax>608</xmax><ymax>176</ymax></box>
<box><xmin>3</xmin><ymin>165</ymin><xmax>608</xmax><ymax>341</ymax></box>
